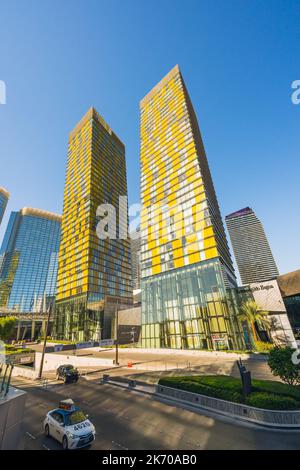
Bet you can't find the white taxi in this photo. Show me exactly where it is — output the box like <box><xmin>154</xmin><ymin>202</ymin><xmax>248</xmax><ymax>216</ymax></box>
<box><xmin>44</xmin><ymin>399</ymin><xmax>96</xmax><ymax>450</ymax></box>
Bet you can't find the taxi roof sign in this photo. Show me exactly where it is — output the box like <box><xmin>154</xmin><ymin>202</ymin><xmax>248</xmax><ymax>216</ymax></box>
<box><xmin>59</xmin><ymin>399</ymin><xmax>75</xmax><ymax>411</ymax></box>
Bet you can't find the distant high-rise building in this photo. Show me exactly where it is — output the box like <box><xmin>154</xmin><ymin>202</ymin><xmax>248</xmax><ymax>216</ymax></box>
<box><xmin>0</xmin><ymin>208</ymin><xmax>61</xmax><ymax>312</ymax></box>
<box><xmin>54</xmin><ymin>107</ymin><xmax>132</xmax><ymax>342</ymax></box>
<box><xmin>225</xmin><ymin>207</ymin><xmax>279</xmax><ymax>285</ymax></box>
<box><xmin>139</xmin><ymin>65</ymin><xmax>243</xmax><ymax>350</ymax></box>
<box><xmin>0</xmin><ymin>187</ymin><xmax>9</xmax><ymax>226</ymax></box>
<box><xmin>130</xmin><ymin>228</ymin><xmax>141</xmax><ymax>291</ymax></box>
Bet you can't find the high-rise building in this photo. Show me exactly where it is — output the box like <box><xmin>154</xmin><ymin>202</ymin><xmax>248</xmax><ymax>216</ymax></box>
<box><xmin>140</xmin><ymin>65</ymin><xmax>243</xmax><ymax>350</ymax></box>
<box><xmin>0</xmin><ymin>208</ymin><xmax>61</xmax><ymax>312</ymax></box>
<box><xmin>130</xmin><ymin>227</ymin><xmax>141</xmax><ymax>291</ymax></box>
<box><xmin>225</xmin><ymin>207</ymin><xmax>279</xmax><ymax>285</ymax></box>
<box><xmin>54</xmin><ymin>107</ymin><xmax>132</xmax><ymax>342</ymax></box>
<box><xmin>0</xmin><ymin>187</ymin><xmax>9</xmax><ymax>226</ymax></box>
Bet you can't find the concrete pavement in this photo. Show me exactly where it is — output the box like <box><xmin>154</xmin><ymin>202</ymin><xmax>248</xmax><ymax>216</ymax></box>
<box><xmin>31</xmin><ymin>345</ymin><xmax>275</xmax><ymax>382</ymax></box>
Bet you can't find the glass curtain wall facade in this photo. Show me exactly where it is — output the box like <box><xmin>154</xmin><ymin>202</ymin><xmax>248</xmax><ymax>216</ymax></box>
<box><xmin>54</xmin><ymin>107</ymin><xmax>132</xmax><ymax>342</ymax></box>
<box><xmin>0</xmin><ymin>187</ymin><xmax>9</xmax><ymax>226</ymax></box>
<box><xmin>140</xmin><ymin>65</ymin><xmax>244</xmax><ymax>350</ymax></box>
<box><xmin>0</xmin><ymin>208</ymin><xmax>61</xmax><ymax>312</ymax></box>
<box><xmin>131</xmin><ymin>227</ymin><xmax>141</xmax><ymax>291</ymax></box>
<box><xmin>226</xmin><ymin>207</ymin><xmax>279</xmax><ymax>285</ymax></box>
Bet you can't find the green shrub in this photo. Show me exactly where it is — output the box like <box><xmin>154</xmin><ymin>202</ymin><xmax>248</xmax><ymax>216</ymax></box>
<box><xmin>254</xmin><ymin>341</ymin><xmax>274</xmax><ymax>353</ymax></box>
<box><xmin>158</xmin><ymin>374</ymin><xmax>300</xmax><ymax>410</ymax></box>
<box><xmin>252</xmin><ymin>379</ymin><xmax>300</xmax><ymax>401</ymax></box>
<box><xmin>0</xmin><ymin>317</ymin><xmax>17</xmax><ymax>342</ymax></box>
<box><xmin>246</xmin><ymin>392</ymin><xmax>299</xmax><ymax>410</ymax></box>
<box><xmin>268</xmin><ymin>347</ymin><xmax>300</xmax><ymax>386</ymax></box>
<box><xmin>159</xmin><ymin>376</ymin><xmax>244</xmax><ymax>403</ymax></box>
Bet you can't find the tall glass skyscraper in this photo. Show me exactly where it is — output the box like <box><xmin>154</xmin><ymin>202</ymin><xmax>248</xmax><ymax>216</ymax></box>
<box><xmin>131</xmin><ymin>227</ymin><xmax>141</xmax><ymax>291</ymax></box>
<box><xmin>54</xmin><ymin>107</ymin><xmax>132</xmax><ymax>342</ymax></box>
<box><xmin>225</xmin><ymin>207</ymin><xmax>279</xmax><ymax>285</ymax></box>
<box><xmin>140</xmin><ymin>65</ymin><xmax>243</xmax><ymax>350</ymax></box>
<box><xmin>0</xmin><ymin>187</ymin><xmax>9</xmax><ymax>226</ymax></box>
<box><xmin>0</xmin><ymin>208</ymin><xmax>61</xmax><ymax>312</ymax></box>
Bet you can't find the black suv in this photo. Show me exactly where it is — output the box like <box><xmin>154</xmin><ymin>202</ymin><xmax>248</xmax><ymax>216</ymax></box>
<box><xmin>56</xmin><ymin>364</ymin><xmax>79</xmax><ymax>384</ymax></box>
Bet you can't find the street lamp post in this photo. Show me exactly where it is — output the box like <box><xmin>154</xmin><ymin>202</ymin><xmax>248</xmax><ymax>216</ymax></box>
<box><xmin>115</xmin><ymin>300</ymin><xmax>119</xmax><ymax>366</ymax></box>
<box><xmin>38</xmin><ymin>301</ymin><xmax>52</xmax><ymax>380</ymax></box>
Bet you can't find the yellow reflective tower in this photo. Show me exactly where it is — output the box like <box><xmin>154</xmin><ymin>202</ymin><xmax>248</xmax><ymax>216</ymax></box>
<box><xmin>140</xmin><ymin>65</ymin><xmax>243</xmax><ymax>350</ymax></box>
<box><xmin>54</xmin><ymin>108</ymin><xmax>132</xmax><ymax>341</ymax></box>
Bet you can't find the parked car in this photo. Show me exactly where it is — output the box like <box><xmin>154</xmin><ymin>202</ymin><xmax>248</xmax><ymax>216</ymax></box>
<box><xmin>44</xmin><ymin>399</ymin><xmax>96</xmax><ymax>449</ymax></box>
<box><xmin>56</xmin><ymin>364</ymin><xmax>79</xmax><ymax>383</ymax></box>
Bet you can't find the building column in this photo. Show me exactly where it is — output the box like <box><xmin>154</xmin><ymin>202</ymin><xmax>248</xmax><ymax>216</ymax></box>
<box><xmin>31</xmin><ymin>320</ymin><xmax>36</xmax><ymax>340</ymax></box>
<box><xmin>41</xmin><ymin>320</ymin><xmax>46</xmax><ymax>339</ymax></box>
<box><xmin>22</xmin><ymin>325</ymin><xmax>27</xmax><ymax>340</ymax></box>
<box><xmin>16</xmin><ymin>321</ymin><xmax>21</xmax><ymax>342</ymax></box>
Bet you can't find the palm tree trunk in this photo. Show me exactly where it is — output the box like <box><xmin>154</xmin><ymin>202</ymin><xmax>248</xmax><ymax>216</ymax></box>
<box><xmin>251</xmin><ymin>322</ymin><xmax>258</xmax><ymax>342</ymax></box>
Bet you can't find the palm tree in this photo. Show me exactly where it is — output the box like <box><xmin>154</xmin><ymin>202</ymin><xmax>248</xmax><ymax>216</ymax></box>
<box><xmin>237</xmin><ymin>300</ymin><xmax>269</xmax><ymax>344</ymax></box>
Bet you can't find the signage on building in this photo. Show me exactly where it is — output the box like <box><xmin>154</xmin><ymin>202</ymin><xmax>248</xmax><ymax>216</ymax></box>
<box><xmin>250</xmin><ymin>280</ymin><xmax>286</xmax><ymax>312</ymax></box>
<box><xmin>75</xmin><ymin>341</ymin><xmax>94</xmax><ymax>350</ymax></box>
<box><xmin>99</xmin><ymin>339</ymin><xmax>116</xmax><ymax>347</ymax></box>
<box><xmin>250</xmin><ymin>279</ymin><xmax>297</xmax><ymax>348</ymax></box>
<box><xmin>118</xmin><ymin>325</ymin><xmax>141</xmax><ymax>345</ymax></box>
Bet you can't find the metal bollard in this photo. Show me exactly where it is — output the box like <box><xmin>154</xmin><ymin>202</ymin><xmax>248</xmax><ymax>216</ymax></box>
<box><xmin>128</xmin><ymin>380</ymin><xmax>136</xmax><ymax>388</ymax></box>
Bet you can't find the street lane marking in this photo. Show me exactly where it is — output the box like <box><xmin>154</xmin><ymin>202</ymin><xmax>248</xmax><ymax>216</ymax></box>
<box><xmin>42</xmin><ymin>444</ymin><xmax>50</xmax><ymax>450</ymax></box>
<box><xmin>26</xmin><ymin>432</ymin><xmax>36</xmax><ymax>440</ymax></box>
<box><xmin>111</xmin><ymin>441</ymin><xmax>128</xmax><ymax>450</ymax></box>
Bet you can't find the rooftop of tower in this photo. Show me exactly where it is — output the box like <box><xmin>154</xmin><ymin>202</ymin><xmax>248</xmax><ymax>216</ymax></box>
<box><xmin>140</xmin><ymin>64</ymin><xmax>181</xmax><ymax>108</ymax></box>
<box><xmin>69</xmin><ymin>106</ymin><xmax>124</xmax><ymax>148</ymax></box>
<box><xmin>0</xmin><ymin>187</ymin><xmax>9</xmax><ymax>199</ymax></box>
<box><xmin>225</xmin><ymin>207</ymin><xmax>253</xmax><ymax>220</ymax></box>
<box><xmin>20</xmin><ymin>207</ymin><xmax>62</xmax><ymax>222</ymax></box>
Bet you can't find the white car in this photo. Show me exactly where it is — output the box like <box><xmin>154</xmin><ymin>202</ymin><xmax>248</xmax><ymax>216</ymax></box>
<box><xmin>44</xmin><ymin>400</ymin><xmax>96</xmax><ymax>450</ymax></box>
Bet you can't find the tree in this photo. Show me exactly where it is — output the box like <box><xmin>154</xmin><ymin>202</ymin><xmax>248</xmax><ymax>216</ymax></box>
<box><xmin>237</xmin><ymin>300</ymin><xmax>269</xmax><ymax>344</ymax></box>
<box><xmin>0</xmin><ymin>316</ymin><xmax>17</xmax><ymax>342</ymax></box>
<box><xmin>268</xmin><ymin>346</ymin><xmax>300</xmax><ymax>386</ymax></box>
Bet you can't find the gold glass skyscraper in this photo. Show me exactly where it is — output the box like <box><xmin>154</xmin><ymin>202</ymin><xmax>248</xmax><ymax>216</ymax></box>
<box><xmin>140</xmin><ymin>65</ymin><xmax>243</xmax><ymax>350</ymax></box>
<box><xmin>54</xmin><ymin>107</ymin><xmax>132</xmax><ymax>341</ymax></box>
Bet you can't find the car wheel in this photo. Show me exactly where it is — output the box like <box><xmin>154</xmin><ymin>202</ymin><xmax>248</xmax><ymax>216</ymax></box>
<box><xmin>62</xmin><ymin>435</ymin><xmax>69</xmax><ymax>450</ymax></box>
<box><xmin>45</xmin><ymin>424</ymin><xmax>50</xmax><ymax>437</ymax></box>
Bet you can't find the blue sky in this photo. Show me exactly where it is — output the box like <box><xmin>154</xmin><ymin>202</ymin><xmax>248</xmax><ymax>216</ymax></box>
<box><xmin>0</xmin><ymin>0</ymin><xmax>299</xmax><ymax>278</ymax></box>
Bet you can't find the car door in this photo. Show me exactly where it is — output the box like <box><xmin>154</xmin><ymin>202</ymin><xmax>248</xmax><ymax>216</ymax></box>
<box><xmin>49</xmin><ymin>411</ymin><xmax>65</xmax><ymax>443</ymax></box>
<box><xmin>48</xmin><ymin>412</ymin><xmax>59</xmax><ymax>439</ymax></box>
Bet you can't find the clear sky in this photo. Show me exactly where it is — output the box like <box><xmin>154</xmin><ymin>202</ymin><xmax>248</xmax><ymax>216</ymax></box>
<box><xmin>0</xmin><ymin>0</ymin><xmax>299</xmax><ymax>279</ymax></box>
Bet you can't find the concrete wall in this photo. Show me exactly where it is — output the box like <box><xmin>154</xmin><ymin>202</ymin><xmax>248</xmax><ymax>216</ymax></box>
<box><xmin>0</xmin><ymin>386</ymin><xmax>27</xmax><ymax>449</ymax></box>
<box><xmin>157</xmin><ymin>384</ymin><xmax>300</xmax><ymax>428</ymax></box>
<box><xmin>12</xmin><ymin>365</ymin><xmax>38</xmax><ymax>380</ymax></box>
<box><xmin>119</xmin><ymin>347</ymin><xmax>265</xmax><ymax>359</ymax></box>
<box><xmin>12</xmin><ymin>351</ymin><xmax>115</xmax><ymax>380</ymax></box>
<box><xmin>35</xmin><ymin>352</ymin><xmax>114</xmax><ymax>371</ymax></box>
<box><xmin>118</xmin><ymin>306</ymin><xmax>141</xmax><ymax>325</ymax></box>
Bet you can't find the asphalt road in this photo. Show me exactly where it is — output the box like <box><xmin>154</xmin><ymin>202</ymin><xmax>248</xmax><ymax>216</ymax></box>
<box><xmin>12</xmin><ymin>376</ymin><xmax>300</xmax><ymax>451</ymax></box>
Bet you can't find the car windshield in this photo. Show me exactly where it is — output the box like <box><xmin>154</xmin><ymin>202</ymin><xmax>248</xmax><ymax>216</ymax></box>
<box><xmin>65</xmin><ymin>410</ymin><xmax>87</xmax><ymax>426</ymax></box>
<box><xmin>65</xmin><ymin>366</ymin><xmax>76</xmax><ymax>373</ymax></box>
